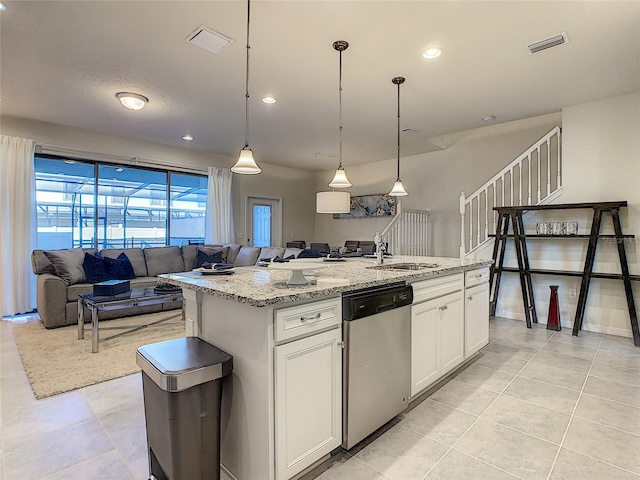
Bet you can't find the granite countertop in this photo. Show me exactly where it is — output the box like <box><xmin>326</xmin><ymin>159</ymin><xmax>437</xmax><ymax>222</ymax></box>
<box><xmin>158</xmin><ymin>255</ymin><xmax>493</xmax><ymax>308</ymax></box>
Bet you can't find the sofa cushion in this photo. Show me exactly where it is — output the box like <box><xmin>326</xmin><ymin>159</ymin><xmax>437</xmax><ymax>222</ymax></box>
<box><xmin>233</xmin><ymin>246</ymin><xmax>261</xmax><ymax>267</ymax></box>
<box><xmin>33</xmin><ymin>248</ymin><xmax>97</xmax><ymax>276</ymax></box>
<box><xmin>100</xmin><ymin>248</ymin><xmax>147</xmax><ymax>277</ymax></box>
<box><xmin>223</xmin><ymin>243</ymin><xmax>242</xmax><ymax>264</ymax></box>
<box><xmin>43</xmin><ymin>248</ymin><xmax>88</xmax><ymax>285</ymax></box>
<box><xmin>196</xmin><ymin>249</ymin><xmax>224</xmax><ymax>268</ymax></box>
<box><xmin>257</xmin><ymin>247</ymin><xmax>286</xmax><ymax>264</ymax></box>
<box><xmin>103</xmin><ymin>253</ymin><xmax>136</xmax><ymax>280</ymax></box>
<box><xmin>144</xmin><ymin>246</ymin><xmax>185</xmax><ymax>276</ymax></box>
<box><xmin>82</xmin><ymin>252</ymin><xmax>114</xmax><ymax>283</ymax></box>
<box><xmin>181</xmin><ymin>245</ymin><xmax>228</xmax><ymax>270</ymax></box>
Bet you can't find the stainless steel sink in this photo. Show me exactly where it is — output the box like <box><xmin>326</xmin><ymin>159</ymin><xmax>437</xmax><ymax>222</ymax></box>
<box><xmin>368</xmin><ymin>262</ymin><xmax>440</xmax><ymax>271</ymax></box>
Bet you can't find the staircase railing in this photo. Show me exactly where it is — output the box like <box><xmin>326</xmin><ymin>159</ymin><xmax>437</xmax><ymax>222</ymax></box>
<box><xmin>381</xmin><ymin>201</ymin><xmax>431</xmax><ymax>256</ymax></box>
<box><xmin>460</xmin><ymin>126</ymin><xmax>562</xmax><ymax>257</ymax></box>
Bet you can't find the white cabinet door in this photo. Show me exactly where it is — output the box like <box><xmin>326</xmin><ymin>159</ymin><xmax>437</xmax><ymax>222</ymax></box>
<box><xmin>465</xmin><ymin>281</ymin><xmax>490</xmax><ymax>357</ymax></box>
<box><xmin>411</xmin><ymin>291</ymin><xmax>463</xmax><ymax>397</ymax></box>
<box><xmin>275</xmin><ymin>328</ymin><xmax>342</xmax><ymax>479</ymax></box>
<box><xmin>411</xmin><ymin>297</ymin><xmax>440</xmax><ymax>397</ymax></box>
<box><xmin>439</xmin><ymin>292</ymin><xmax>465</xmax><ymax>374</ymax></box>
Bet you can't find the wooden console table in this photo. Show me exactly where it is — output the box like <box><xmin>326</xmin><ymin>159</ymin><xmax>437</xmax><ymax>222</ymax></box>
<box><xmin>489</xmin><ymin>201</ymin><xmax>639</xmax><ymax>346</ymax></box>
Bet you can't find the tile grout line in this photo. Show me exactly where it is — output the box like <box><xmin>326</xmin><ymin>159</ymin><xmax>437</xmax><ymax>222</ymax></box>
<box><xmin>418</xmin><ymin>326</ymin><xmax>560</xmax><ymax>480</ymax></box>
<box><xmin>545</xmin><ymin>333</ymin><xmax>605</xmax><ymax>480</ymax></box>
<box><xmin>560</xmin><ymin>445</ymin><xmax>640</xmax><ymax>477</ymax></box>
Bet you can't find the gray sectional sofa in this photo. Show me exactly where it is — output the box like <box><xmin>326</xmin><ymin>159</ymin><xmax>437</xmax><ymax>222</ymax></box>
<box><xmin>31</xmin><ymin>243</ymin><xmax>303</xmax><ymax>328</ymax></box>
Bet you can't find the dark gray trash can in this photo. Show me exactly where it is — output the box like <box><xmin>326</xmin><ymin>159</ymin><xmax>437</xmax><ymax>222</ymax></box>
<box><xmin>136</xmin><ymin>337</ymin><xmax>233</xmax><ymax>480</ymax></box>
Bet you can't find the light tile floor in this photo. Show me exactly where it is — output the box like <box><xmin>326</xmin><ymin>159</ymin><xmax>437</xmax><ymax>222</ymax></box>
<box><xmin>1</xmin><ymin>315</ymin><xmax>639</xmax><ymax>480</ymax></box>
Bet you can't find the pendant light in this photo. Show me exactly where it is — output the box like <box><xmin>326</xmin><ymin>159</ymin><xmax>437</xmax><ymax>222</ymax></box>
<box><xmin>316</xmin><ymin>40</ymin><xmax>351</xmax><ymax>213</ymax></box>
<box><xmin>328</xmin><ymin>40</ymin><xmax>352</xmax><ymax>188</ymax></box>
<box><xmin>388</xmin><ymin>76</ymin><xmax>408</xmax><ymax>196</ymax></box>
<box><xmin>231</xmin><ymin>0</ymin><xmax>262</xmax><ymax>175</ymax></box>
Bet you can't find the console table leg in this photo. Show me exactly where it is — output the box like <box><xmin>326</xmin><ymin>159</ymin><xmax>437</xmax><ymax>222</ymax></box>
<box><xmin>78</xmin><ymin>299</ymin><xmax>85</xmax><ymax>340</ymax></box>
<box><xmin>91</xmin><ymin>306</ymin><xmax>99</xmax><ymax>353</ymax></box>
<box><xmin>611</xmin><ymin>208</ymin><xmax>640</xmax><ymax>346</ymax></box>
<box><xmin>573</xmin><ymin>208</ymin><xmax>602</xmax><ymax>337</ymax></box>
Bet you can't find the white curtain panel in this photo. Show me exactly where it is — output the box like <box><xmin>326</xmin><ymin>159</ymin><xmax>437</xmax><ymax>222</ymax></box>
<box><xmin>0</xmin><ymin>135</ymin><xmax>37</xmax><ymax>316</ymax></box>
<box><xmin>205</xmin><ymin>166</ymin><xmax>235</xmax><ymax>245</ymax></box>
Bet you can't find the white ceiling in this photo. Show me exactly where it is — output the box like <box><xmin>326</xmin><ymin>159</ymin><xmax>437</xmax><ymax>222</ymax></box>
<box><xmin>1</xmin><ymin>1</ymin><xmax>639</xmax><ymax>171</ymax></box>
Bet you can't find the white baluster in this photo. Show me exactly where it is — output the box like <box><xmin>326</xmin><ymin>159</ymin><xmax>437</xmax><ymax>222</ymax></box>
<box><xmin>556</xmin><ymin>134</ymin><xmax>562</xmax><ymax>188</ymax></box>
<box><xmin>546</xmin><ymin>139</ymin><xmax>551</xmax><ymax>196</ymax></box>
<box><xmin>527</xmin><ymin>153</ymin><xmax>532</xmax><ymax>205</ymax></box>
<box><xmin>537</xmin><ymin>145</ymin><xmax>541</xmax><ymax>202</ymax></box>
<box><xmin>510</xmin><ymin>168</ymin><xmax>514</xmax><ymax>206</ymax></box>
<box><xmin>518</xmin><ymin>162</ymin><xmax>523</xmax><ymax>206</ymax></box>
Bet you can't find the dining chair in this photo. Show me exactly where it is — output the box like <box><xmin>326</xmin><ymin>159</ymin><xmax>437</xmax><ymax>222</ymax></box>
<box><xmin>310</xmin><ymin>243</ymin><xmax>330</xmax><ymax>253</ymax></box>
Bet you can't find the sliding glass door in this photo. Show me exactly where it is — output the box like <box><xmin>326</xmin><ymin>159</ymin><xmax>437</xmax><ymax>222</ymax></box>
<box><xmin>34</xmin><ymin>155</ymin><xmax>207</xmax><ymax>251</ymax></box>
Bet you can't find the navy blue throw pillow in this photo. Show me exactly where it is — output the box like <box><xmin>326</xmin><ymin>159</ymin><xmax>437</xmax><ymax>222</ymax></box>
<box><xmin>103</xmin><ymin>253</ymin><xmax>136</xmax><ymax>280</ymax></box>
<box><xmin>196</xmin><ymin>250</ymin><xmax>223</xmax><ymax>268</ymax></box>
<box><xmin>82</xmin><ymin>252</ymin><xmax>113</xmax><ymax>284</ymax></box>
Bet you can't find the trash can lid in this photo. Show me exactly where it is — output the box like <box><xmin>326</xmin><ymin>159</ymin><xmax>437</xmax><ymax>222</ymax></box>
<box><xmin>136</xmin><ymin>337</ymin><xmax>233</xmax><ymax>392</ymax></box>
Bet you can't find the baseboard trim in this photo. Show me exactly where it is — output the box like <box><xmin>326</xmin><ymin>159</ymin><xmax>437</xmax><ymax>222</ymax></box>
<box><xmin>494</xmin><ymin>311</ymin><xmax>633</xmax><ymax>339</ymax></box>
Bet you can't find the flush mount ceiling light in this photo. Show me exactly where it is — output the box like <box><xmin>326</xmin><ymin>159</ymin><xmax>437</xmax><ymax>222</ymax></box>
<box><xmin>182</xmin><ymin>134</ymin><xmax>194</xmax><ymax>141</ymax></box>
<box><xmin>0</xmin><ymin>2</ymin><xmax>7</xmax><ymax>12</ymax></box>
<box><xmin>482</xmin><ymin>115</ymin><xmax>496</xmax><ymax>122</ymax></box>
<box><xmin>262</xmin><ymin>96</ymin><xmax>277</xmax><ymax>104</ymax></box>
<box><xmin>388</xmin><ymin>77</ymin><xmax>408</xmax><ymax>197</ymax></box>
<box><xmin>422</xmin><ymin>47</ymin><xmax>442</xmax><ymax>59</ymax></box>
<box><xmin>115</xmin><ymin>92</ymin><xmax>148</xmax><ymax>110</ymax></box>
<box><xmin>231</xmin><ymin>0</ymin><xmax>261</xmax><ymax>175</ymax></box>
<box><xmin>328</xmin><ymin>40</ymin><xmax>352</xmax><ymax>189</ymax></box>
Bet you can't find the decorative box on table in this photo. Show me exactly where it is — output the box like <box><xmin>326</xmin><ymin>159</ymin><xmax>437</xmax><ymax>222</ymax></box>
<box><xmin>93</xmin><ymin>280</ymin><xmax>130</xmax><ymax>296</ymax></box>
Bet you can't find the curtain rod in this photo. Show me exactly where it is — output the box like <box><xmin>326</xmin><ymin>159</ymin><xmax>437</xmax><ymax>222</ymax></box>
<box><xmin>36</xmin><ymin>142</ymin><xmax>210</xmax><ymax>175</ymax></box>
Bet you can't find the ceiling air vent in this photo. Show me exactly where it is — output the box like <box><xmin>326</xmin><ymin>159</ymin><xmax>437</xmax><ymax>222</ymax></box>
<box><xmin>186</xmin><ymin>26</ymin><xmax>234</xmax><ymax>54</ymax></box>
<box><xmin>527</xmin><ymin>32</ymin><xmax>569</xmax><ymax>54</ymax></box>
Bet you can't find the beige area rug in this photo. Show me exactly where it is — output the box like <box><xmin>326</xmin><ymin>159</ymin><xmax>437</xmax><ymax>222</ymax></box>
<box><xmin>13</xmin><ymin>311</ymin><xmax>185</xmax><ymax>399</ymax></box>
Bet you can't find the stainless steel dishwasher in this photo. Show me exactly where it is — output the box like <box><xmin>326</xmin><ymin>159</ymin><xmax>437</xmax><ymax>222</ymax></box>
<box><xmin>342</xmin><ymin>282</ymin><xmax>413</xmax><ymax>449</ymax></box>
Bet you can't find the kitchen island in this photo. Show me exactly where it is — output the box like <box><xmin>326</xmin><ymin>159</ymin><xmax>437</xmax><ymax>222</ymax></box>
<box><xmin>159</xmin><ymin>255</ymin><xmax>493</xmax><ymax>480</ymax></box>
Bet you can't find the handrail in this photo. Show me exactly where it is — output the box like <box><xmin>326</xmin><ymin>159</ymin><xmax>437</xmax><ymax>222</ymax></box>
<box><xmin>460</xmin><ymin>126</ymin><xmax>562</xmax><ymax>257</ymax></box>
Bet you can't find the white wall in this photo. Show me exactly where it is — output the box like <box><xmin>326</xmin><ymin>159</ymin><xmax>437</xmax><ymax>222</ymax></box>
<box><xmin>1</xmin><ymin>116</ymin><xmax>317</xmax><ymax>247</ymax></box>
<box><xmin>314</xmin><ymin>112</ymin><xmax>562</xmax><ymax>255</ymax></box>
<box><xmin>495</xmin><ymin>91</ymin><xmax>640</xmax><ymax>338</ymax></box>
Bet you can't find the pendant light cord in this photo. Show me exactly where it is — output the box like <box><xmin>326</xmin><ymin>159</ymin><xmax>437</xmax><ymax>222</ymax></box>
<box><xmin>396</xmin><ymin>80</ymin><xmax>401</xmax><ymax>180</ymax></box>
<box><xmin>338</xmin><ymin>49</ymin><xmax>343</xmax><ymax>169</ymax></box>
<box><xmin>244</xmin><ymin>0</ymin><xmax>251</xmax><ymax>148</ymax></box>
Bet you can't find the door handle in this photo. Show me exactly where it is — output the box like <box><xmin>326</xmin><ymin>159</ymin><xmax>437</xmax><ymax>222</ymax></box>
<box><xmin>468</xmin><ymin>296</ymin><xmax>473</xmax><ymax>300</ymax></box>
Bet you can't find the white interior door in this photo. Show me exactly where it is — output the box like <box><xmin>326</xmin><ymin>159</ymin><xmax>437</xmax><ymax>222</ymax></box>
<box><xmin>246</xmin><ymin>196</ymin><xmax>282</xmax><ymax>247</ymax></box>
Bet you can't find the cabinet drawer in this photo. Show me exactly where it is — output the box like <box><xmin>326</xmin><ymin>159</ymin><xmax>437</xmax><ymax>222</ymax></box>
<box><xmin>465</xmin><ymin>267</ymin><xmax>490</xmax><ymax>288</ymax></box>
<box><xmin>410</xmin><ymin>273</ymin><xmax>463</xmax><ymax>304</ymax></box>
<box><xmin>275</xmin><ymin>297</ymin><xmax>341</xmax><ymax>342</ymax></box>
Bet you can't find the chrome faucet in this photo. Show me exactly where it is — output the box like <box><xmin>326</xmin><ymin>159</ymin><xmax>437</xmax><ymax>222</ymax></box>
<box><xmin>374</xmin><ymin>232</ymin><xmax>385</xmax><ymax>265</ymax></box>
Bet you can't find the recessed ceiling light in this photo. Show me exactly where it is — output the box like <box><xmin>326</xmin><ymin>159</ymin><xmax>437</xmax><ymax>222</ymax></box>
<box><xmin>115</xmin><ymin>92</ymin><xmax>148</xmax><ymax>110</ymax></box>
<box><xmin>262</xmin><ymin>96</ymin><xmax>277</xmax><ymax>104</ymax></box>
<box><xmin>422</xmin><ymin>48</ymin><xmax>442</xmax><ymax>59</ymax></box>
<box><xmin>482</xmin><ymin>115</ymin><xmax>496</xmax><ymax>122</ymax></box>
<box><xmin>0</xmin><ymin>2</ymin><xmax>7</xmax><ymax>12</ymax></box>
<box><xmin>182</xmin><ymin>134</ymin><xmax>194</xmax><ymax>141</ymax></box>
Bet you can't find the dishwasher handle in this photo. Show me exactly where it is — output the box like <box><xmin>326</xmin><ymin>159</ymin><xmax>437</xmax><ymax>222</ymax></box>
<box><xmin>376</xmin><ymin>303</ymin><xmax>395</xmax><ymax>314</ymax></box>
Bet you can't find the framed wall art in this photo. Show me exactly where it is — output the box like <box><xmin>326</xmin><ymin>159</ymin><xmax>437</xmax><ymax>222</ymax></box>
<box><xmin>333</xmin><ymin>194</ymin><xmax>397</xmax><ymax>219</ymax></box>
